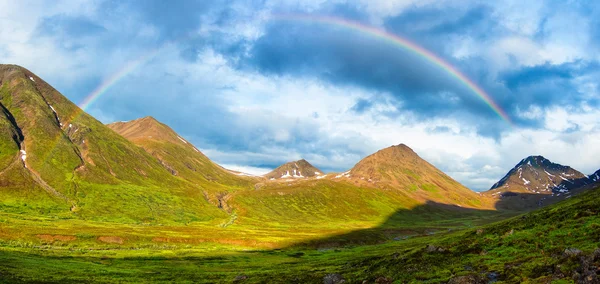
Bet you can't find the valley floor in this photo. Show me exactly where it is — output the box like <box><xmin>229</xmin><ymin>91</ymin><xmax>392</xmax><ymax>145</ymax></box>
<box><xmin>1</xmin><ymin>185</ymin><xmax>599</xmax><ymax>283</ymax></box>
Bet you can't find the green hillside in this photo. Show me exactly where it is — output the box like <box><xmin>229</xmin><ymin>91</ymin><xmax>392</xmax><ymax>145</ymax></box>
<box><xmin>0</xmin><ymin>64</ymin><xmax>229</xmax><ymax>224</ymax></box>
<box><xmin>0</xmin><ymin>185</ymin><xmax>597</xmax><ymax>283</ymax></box>
<box><xmin>0</xmin><ymin>64</ymin><xmax>598</xmax><ymax>283</ymax></box>
<box><xmin>107</xmin><ymin>116</ymin><xmax>256</xmax><ymax>209</ymax></box>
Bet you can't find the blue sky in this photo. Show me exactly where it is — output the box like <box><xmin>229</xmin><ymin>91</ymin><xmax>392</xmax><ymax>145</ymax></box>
<box><xmin>1</xmin><ymin>0</ymin><xmax>600</xmax><ymax>191</ymax></box>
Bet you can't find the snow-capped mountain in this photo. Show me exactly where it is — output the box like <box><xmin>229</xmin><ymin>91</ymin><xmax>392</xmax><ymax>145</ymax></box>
<box><xmin>589</xmin><ymin>169</ymin><xmax>600</xmax><ymax>183</ymax></box>
<box><xmin>489</xmin><ymin>156</ymin><xmax>590</xmax><ymax>194</ymax></box>
<box><xmin>264</xmin><ymin>159</ymin><xmax>323</xmax><ymax>179</ymax></box>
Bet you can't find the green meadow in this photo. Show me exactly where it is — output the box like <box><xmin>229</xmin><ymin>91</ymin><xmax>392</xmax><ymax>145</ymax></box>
<box><xmin>1</xmin><ymin>184</ymin><xmax>599</xmax><ymax>283</ymax></box>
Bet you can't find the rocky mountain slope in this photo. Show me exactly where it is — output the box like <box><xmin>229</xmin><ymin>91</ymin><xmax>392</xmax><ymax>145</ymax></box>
<box><xmin>589</xmin><ymin>169</ymin><xmax>600</xmax><ymax>183</ymax></box>
<box><xmin>489</xmin><ymin>156</ymin><xmax>589</xmax><ymax>194</ymax></box>
<box><xmin>264</xmin><ymin>159</ymin><xmax>323</xmax><ymax>179</ymax></box>
<box><xmin>484</xmin><ymin>156</ymin><xmax>595</xmax><ymax>210</ymax></box>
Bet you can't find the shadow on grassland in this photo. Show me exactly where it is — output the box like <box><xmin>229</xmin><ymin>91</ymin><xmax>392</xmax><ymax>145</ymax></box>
<box><xmin>285</xmin><ymin>193</ymin><xmax>549</xmax><ymax>249</ymax></box>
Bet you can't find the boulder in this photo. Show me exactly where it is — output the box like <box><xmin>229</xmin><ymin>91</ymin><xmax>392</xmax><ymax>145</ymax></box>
<box><xmin>323</xmin><ymin>273</ymin><xmax>345</xmax><ymax>284</ymax></box>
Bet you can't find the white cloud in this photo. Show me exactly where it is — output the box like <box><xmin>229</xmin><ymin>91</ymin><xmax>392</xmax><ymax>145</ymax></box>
<box><xmin>220</xmin><ymin>164</ymin><xmax>272</xmax><ymax>176</ymax></box>
<box><xmin>2</xmin><ymin>0</ymin><xmax>599</xmax><ymax>194</ymax></box>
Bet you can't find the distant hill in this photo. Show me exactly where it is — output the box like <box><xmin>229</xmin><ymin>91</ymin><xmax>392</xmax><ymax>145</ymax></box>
<box><xmin>107</xmin><ymin>116</ymin><xmax>255</xmax><ymax>211</ymax></box>
<box><xmin>264</xmin><ymin>159</ymin><xmax>323</xmax><ymax>179</ymax></box>
<box><xmin>485</xmin><ymin>156</ymin><xmax>593</xmax><ymax>210</ymax></box>
<box><xmin>107</xmin><ymin>116</ymin><xmax>253</xmax><ymax>187</ymax></box>
<box><xmin>332</xmin><ymin>144</ymin><xmax>491</xmax><ymax>209</ymax></box>
<box><xmin>489</xmin><ymin>156</ymin><xmax>589</xmax><ymax>194</ymax></box>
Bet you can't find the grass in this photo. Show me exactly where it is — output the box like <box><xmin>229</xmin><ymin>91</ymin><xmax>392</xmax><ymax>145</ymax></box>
<box><xmin>1</xmin><ymin>186</ymin><xmax>598</xmax><ymax>283</ymax></box>
<box><xmin>1</xmin><ymin>65</ymin><xmax>598</xmax><ymax>282</ymax></box>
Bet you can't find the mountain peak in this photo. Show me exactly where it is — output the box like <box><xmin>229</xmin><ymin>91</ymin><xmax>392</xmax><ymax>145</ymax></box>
<box><xmin>489</xmin><ymin>156</ymin><xmax>588</xmax><ymax>194</ymax></box>
<box><xmin>139</xmin><ymin>116</ymin><xmax>158</xmax><ymax>121</ymax></box>
<box><xmin>107</xmin><ymin>116</ymin><xmax>184</xmax><ymax>145</ymax></box>
<box><xmin>338</xmin><ymin>143</ymin><xmax>485</xmax><ymax>208</ymax></box>
<box><xmin>264</xmin><ymin>159</ymin><xmax>323</xmax><ymax>179</ymax></box>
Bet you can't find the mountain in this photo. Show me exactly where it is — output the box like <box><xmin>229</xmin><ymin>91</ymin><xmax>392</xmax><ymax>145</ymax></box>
<box><xmin>0</xmin><ymin>64</ymin><xmax>230</xmax><ymax>223</ymax></box>
<box><xmin>264</xmin><ymin>159</ymin><xmax>323</xmax><ymax>179</ymax></box>
<box><xmin>333</xmin><ymin>144</ymin><xmax>489</xmax><ymax>208</ymax></box>
<box><xmin>484</xmin><ymin>156</ymin><xmax>594</xmax><ymax>210</ymax></box>
<box><xmin>107</xmin><ymin>117</ymin><xmax>255</xmax><ymax>210</ymax></box>
<box><xmin>107</xmin><ymin>116</ymin><xmax>253</xmax><ymax>186</ymax></box>
<box><xmin>489</xmin><ymin>156</ymin><xmax>589</xmax><ymax>194</ymax></box>
<box><xmin>589</xmin><ymin>169</ymin><xmax>600</xmax><ymax>183</ymax></box>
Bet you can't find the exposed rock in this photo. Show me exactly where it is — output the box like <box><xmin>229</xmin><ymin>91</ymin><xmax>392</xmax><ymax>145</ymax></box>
<box><xmin>323</xmin><ymin>273</ymin><xmax>345</xmax><ymax>284</ymax></box>
<box><xmin>233</xmin><ymin>274</ymin><xmax>248</xmax><ymax>282</ymax></box>
<box><xmin>488</xmin><ymin>155</ymin><xmax>589</xmax><ymax>194</ymax></box>
<box><xmin>486</xmin><ymin>271</ymin><xmax>500</xmax><ymax>283</ymax></box>
<box><xmin>425</xmin><ymin>244</ymin><xmax>446</xmax><ymax>253</ymax></box>
<box><xmin>574</xmin><ymin>248</ymin><xmax>600</xmax><ymax>284</ymax></box>
<box><xmin>563</xmin><ymin>248</ymin><xmax>583</xmax><ymax>258</ymax></box>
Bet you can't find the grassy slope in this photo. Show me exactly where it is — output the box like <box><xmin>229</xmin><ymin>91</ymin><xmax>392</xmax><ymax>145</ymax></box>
<box><xmin>0</xmin><ymin>65</ymin><xmax>228</xmax><ymax>224</ymax></box>
<box><xmin>3</xmin><ymin>65</ymin><xmax>595</xmax><ymax>282</ymax></box>
<box><xmin>106</xmin><ymin>117</ymin><xmax>256</xmax><ymax>207</ymax></box>
<box><xmin>345</xmin><ymin>144</ymin><xmax>492</xmax><ymax>210</ymax></box>
<box><xmin>0</xmin><ymin>186</ymin><xmax>597</xmax><ymax>283</ymax></box>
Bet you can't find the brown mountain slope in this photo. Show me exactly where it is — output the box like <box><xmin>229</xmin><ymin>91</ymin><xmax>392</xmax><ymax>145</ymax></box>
<box><xmin>488</xmin><ymin>156</ymin><xmax>588</xmax><ymax>194</ymax></box>
<box><xmin>483</xmin><ymin>156</ymin><xmax>592</xmax><ymax>210</ymax></box>
<box><xmin>107</xmin><ymin>117</ymin><xmax>255</xmax><ymax>194</ymax></box>
<box><xmin>264</xmin><ymin>159</ymin><xmax>323</xmax><ymax>179</ymax></box>
<box><xmin>333</xmin><ymin>144</ymin><xmax>492</xmax><ymax>209</ymax></box>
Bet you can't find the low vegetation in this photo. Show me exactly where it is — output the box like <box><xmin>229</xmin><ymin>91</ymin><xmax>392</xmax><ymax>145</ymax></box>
<box><xmin>0</xmin><ymin>185</ymin><xmax>598</xmax><ymax>283</ymax></box>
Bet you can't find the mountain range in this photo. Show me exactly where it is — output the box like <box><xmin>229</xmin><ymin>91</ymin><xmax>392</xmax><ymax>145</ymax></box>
<box><xmin>2</xmin><ymin>64</ymin><xmax>600</xmax><ymax>283</ymax></box>
<box><xmin>0</xmin><ymin>63</ymin><xmax>598</xmax><ymax>221</ymax></box>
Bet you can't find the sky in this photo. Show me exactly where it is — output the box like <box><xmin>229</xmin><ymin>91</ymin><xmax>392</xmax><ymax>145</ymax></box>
<box><xmin>1</xmin><ymin>0</ymin><xmax>600</xmax><ymax>191</ymax></box>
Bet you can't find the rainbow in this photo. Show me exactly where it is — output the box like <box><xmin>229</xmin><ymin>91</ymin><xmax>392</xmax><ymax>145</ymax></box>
<box><xmin>77</xmin><ymin>14</ymin><xmax>511</xmax><ymax>124</ymax></box>
<box><xmin>78</xmin><ymin>48</ymin><xmax>163</xmax><ymax>112</ymax></box>
<box><xmin>269</xmin><ymin>14</ymin><xmax>512</xmax><ymax>124</ymax></box>
<box><xmin>39</xmin><ymin>47</ymin><xmax>165</xmax><ymax>164</ymax></box>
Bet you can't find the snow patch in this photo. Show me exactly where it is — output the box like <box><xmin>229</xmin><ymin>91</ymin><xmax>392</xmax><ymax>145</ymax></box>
<box><xmin>177</xmin><ymin>136</ymin><xmax>188</xmax><ymax>144</ymax></box>
<box><xmin>544</xmin><ymin>170</ymin><xmax>555</xmax><ymax>177</ymax></box>
<box><xmin>29</xmin><ymin>76</ymin><xmax>34</xmax><ymax>82</ymax></box>
<box><xmin>316</xmin><ymin>175</ymin><xmax>326</xmax><ymax>179</ymax></box>
<box><xmin>48</xmin><ymin>105</ymin><xmax>62</xmax><ymax>126</ymax></box>
<box><xmin>281</xmin><ymin>171</ymin><xmax>291</xmax><ymax>178</ymax></box>
<box><xmin>522</xmin><ymin>178</ymin><xmax>530</xmax><ymax>185</ymax></box>
<box><xmin>20</xmin><ymin>150</ymin><xmax>26</xmax><ymax>162</ymax></box>
<box><xmin>234</xmin><ymin>172</ymin><xmax>257</xmax><ymax>177</ymax></box>
<box><xmin>559</xmin><ymin>176</ymin><xmax>574</xmax><ymax>184</ymax></box>
<box><xmin>315</xmin><ymin>172</ymin><xmax>321</xmax><ymax>175</ymax></box>
<box><xmin>335</xmin><ymin>171</ymin><xmax>351</xmax><ymax>178</ymax></box>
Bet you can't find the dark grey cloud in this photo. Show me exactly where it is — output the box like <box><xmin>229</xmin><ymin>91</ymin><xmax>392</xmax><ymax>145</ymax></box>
<box><xmin>384</xmin><ymin>4</ymin><xmax>496</xmax><ymax>39</ymax></box>
<box><xmin>234</xmin><ymin>19</ymin><xmax>506</xmax><ymax>123</ymax></box>
<box><xmin>499</xmin><ymin>61</ymin><xmax>600</xmax><ymax>109</ymax></box>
